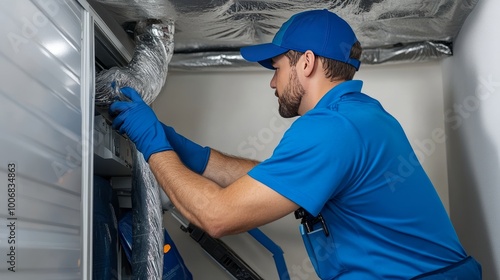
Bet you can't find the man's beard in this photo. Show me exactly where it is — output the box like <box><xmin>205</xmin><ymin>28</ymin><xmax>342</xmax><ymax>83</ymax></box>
<box><xmin>277</xmin><ymin>68</ymin><xmax>306</xmax><ymax>118</ymax></box>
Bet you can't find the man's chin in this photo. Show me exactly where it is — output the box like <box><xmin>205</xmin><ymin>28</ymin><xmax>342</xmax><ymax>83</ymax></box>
<box><xmin>278</xmin><ymin>107</ymin><xmax>298</xmax><ymax>118</ymax></box>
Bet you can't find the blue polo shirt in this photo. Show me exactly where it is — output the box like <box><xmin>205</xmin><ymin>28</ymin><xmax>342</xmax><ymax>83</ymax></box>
<box><xmin>248</xmin><ymin>80</ymin><xmax>466</xmax><ymax>279</ymax></box>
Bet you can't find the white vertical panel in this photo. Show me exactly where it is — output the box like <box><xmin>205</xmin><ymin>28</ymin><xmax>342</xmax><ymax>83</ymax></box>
<box><xmin>442</xmin><ymin>0</ymin><xmax>500</xmax><ymax>278</ymax></box>
<box><xmin>0</xmin><ymin>1</ymin><xmax>85</xmax><ymax>279</ymax></box>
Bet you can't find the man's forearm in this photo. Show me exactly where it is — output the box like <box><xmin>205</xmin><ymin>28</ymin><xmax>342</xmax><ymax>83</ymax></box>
<box><xmin>148</xmin><ymin>151</ymin><xmax>226</xmax><ymax>234</ymax></box>
<box><xmin>202</xmin><ymin>149</ymin><xmax>259</xmax><ymax>187</ymax></box>
<box><xmin>148</xmin><ymin>150</ymin><xmax>266</xmax><ymax>237</ymax></box>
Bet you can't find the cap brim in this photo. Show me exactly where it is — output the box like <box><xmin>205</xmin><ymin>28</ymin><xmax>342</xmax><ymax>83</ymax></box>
<box><xmin>240</xmin><ymin>43</ymin><xmax>289</xmax><ymax>70</ymax></box>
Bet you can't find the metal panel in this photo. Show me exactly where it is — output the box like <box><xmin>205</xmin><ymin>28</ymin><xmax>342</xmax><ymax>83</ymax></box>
<box><xmin>0</xmin><ymin>1</ymin><xmax>86</xmax><ymax>279</ymax></box>
<box><xmin>81</xmin><ymin>7</ymin><xmax>95</xmax><ymax>280</ymax></box>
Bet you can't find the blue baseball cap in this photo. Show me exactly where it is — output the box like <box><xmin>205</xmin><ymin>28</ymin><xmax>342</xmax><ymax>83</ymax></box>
<box><xmin>240</xmin><ymin>9</ymin><xmax>360</xmax><ymax>70</ymax></box>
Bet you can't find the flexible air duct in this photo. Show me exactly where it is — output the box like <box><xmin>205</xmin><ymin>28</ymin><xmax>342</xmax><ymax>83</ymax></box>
<box><xmin>95</xmin><ymin>19</ymin><xmax>175</xmax><ymax>280</ymax></box>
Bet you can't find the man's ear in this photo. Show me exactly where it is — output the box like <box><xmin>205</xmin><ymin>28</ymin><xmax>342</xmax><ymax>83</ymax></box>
<box><xmin>302</xmin><ymin>50</ymin><xmax>316</xmax><ymax>77</ymax></box>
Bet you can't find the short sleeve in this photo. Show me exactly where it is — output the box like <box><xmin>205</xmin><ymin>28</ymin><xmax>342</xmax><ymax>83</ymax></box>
<box><xmin>248</xmin><ymin>109</ymin><xmax>362</xmax><ymax>216</ymax></box>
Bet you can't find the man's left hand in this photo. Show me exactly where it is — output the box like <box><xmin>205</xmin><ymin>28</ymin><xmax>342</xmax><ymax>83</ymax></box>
<box><xmin>110</xmin><ymin>87</ymin><xmax>172</xmax><ymax>161</ymax></box>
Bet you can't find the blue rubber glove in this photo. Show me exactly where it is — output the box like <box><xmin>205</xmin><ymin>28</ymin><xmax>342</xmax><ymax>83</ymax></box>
<box><xmin>161</xmin><ymin>124</ymin><xmax>211</xmax><ymax>174</ymax></box>
<box><xmin>110</xmin><ymin>87</ymin><xmax>172</xmax><ymax>161</ymax></box>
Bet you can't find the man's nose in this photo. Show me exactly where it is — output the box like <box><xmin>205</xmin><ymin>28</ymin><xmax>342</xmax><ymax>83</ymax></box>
<box><xmin>270</xmin><ymin>72</ymin><xmax>277</xmax><ymax>89</ymax></box>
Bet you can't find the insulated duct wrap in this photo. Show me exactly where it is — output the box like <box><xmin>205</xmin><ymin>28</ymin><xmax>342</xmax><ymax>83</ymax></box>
<box><xmin>91</xmin><ymin>0</ymin><xmax>479</xmax><ymax>68</ymax></box>
<box><xmin>95</xmin><ymin>19</ymin><xmax>174</xmax><ymax>106</ymax></box>
<box><xmin>131</xmin><ymin>148</ymin><xmax>164</xmax><ymax>280</ymax></box>
<box><xmin>168</xmin><ymin>41</ymin><xmax>453</xmax><ymax>71</ymax></box>
<box><xmin>94</xmin><ymin>20</ymin><xmax>174</xmax><ymax>279</ymax></box>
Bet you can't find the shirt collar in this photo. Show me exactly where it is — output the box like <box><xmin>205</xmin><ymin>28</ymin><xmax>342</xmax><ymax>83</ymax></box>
<box><xmin>314</xmin><ymin>80</ymin><xmax>363</xmax><ymax>109</ymax></box>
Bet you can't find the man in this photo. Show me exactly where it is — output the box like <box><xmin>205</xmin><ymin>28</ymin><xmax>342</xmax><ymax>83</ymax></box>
<box><xmin>110</xmin><ymin>9</ymin><xmax>481</xmax><ymax>279</ymax></box>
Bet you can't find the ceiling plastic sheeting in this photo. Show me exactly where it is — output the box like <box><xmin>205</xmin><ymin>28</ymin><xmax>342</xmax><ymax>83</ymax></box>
<box><xmin>91</xmin><ymin>0</ymin><xmax>479</xmax><ymax>69</ymax></box>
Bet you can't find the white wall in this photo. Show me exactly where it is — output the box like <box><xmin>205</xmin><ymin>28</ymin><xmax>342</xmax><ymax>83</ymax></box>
<box><xmin>153</xmin><ymin>61</ymin><xmax>447</xmax><ymax>279</ymax></box>
<box><xmin>442</xmin><ymin>0</ymin><xmax>500</xmax><ymax>278</ymax></box>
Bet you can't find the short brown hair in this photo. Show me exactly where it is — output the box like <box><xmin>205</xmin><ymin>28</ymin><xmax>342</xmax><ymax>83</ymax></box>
<box><xmin>285</xmin><ymin>41</ymin><xmax>362</xmax><ymax>81</ymax></box>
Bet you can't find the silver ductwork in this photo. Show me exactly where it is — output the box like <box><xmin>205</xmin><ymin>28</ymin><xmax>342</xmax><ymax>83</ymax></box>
<box><xmin>94</xmin><ymin>19</ymin><xmax>175</xmax><ymax>279</ymax></box>
<box><xmin>95</xmin><ymin>19</ymin><xmax>174</xmax><ymax>106</ymax></box>
<box><xmin>90</xmin><ymin>0</ymin><xmax>478</xmax><ymax>69</ymax></box>
<box><xmin>168</xmin><ymin>41</ymin><xmax>452</xmax><ymax>71</ymax></box>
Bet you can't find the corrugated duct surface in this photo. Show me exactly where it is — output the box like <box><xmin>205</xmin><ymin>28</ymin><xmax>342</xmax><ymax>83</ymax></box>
<box><xmin>95</xmin><ymin>20</ymin><xmax>175</xmax><ymax>279</ymax></box>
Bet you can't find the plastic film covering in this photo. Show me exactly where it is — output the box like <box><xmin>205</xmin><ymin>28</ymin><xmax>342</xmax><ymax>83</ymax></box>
<box><xmin>91</xmin><ymin>0</ymin><xmax>478</xmax><ymax>68</ymax></box>
<box><xmin>95</xmin><ymin>19</ymin><xmax>174</xmax><ymax>106</ymax></box>
<box><xmin>131</xmin><ymin>147</ymin><xmax>164</xmax><ymax>279</ymax></box>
